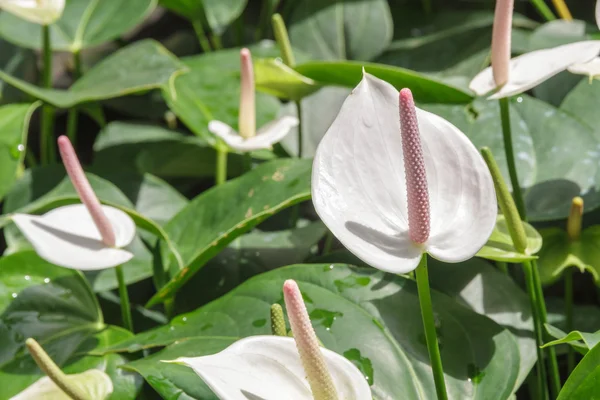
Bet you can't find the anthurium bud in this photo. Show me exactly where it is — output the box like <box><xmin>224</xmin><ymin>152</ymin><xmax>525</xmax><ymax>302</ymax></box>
<box><xmin>399</xmin><ymin>88</ymin><xmax>430</xmax><ymax>245</ymax></box>
<box><xmin>567</xmin><ymin>197</ymin><xmax>583</xmax><ymax>241</ymax></box>
<box><xmin>491</xmin><ymin>0</ymin><xmax>513</xmax><ymax>87</ymax></box>
<box><xmin>284</xmin><ymin>280</ymin><xmax>339</xmax><ymax>400</ymax></box>
<box><xmin>238</xmin><ymin>48</ymin><xmax>256</xmax><ymax>140</ymax></box>
<box><xmin>270</xmin><ymin>303</ymin><xmax>287</xmax><ymax>337</ymax></box>
<box><xmin>481</xmin><ymin>147</ymin><xmax>528</xmax><ymax>253</ymax></box>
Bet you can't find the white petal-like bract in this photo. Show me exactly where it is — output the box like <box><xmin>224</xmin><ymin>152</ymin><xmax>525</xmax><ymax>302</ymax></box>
<box><xmin>312</xmin><ymin>73</ymin><xmax>497</xmax><ymax>273</ymax></box>
<box><xmin>9</xmin><ymin>369</ymin><xmax>113</xmax><ymax>400</ymax></box>
<box><xmin>0</xmin><ymin>0</ymin><xmax>65</xmax><ymax>25</ymax></box>
<box><xmin>209</xmin><ymin>116</ymin><xmax>298</xmax><ymax>152</ymax></box>
<box><xmin>12</xmin><ymin>204</ymin><xmax>135</xmax><ymax>270</ymax></box>
<box><xmin>163</xmin><ymin>336</ymin><xmax>371</xmax><ymax>400</ymax></box>
<box><xmin>470</xmin><ymin>41</ymin><xmax>600</xmax><ymax>99</ymax></box>
<box><xmin>568</xmin><ymin>57</ymin><xmax>600</xmax><ymax>80</ymax></box>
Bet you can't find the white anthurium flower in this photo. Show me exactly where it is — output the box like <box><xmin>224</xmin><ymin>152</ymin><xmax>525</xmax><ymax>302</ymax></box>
<box><xmin>11</xmin><ymin>136</ymin><xmax>135</xmax><ymax>270</ymax></box>
<box><xmin>164</xmin><ymin>280</ymin><xmax>372</xmax><ymax>400</ymax></box>
<box><xmin>312</xmin><ymin>72</ymin><xmax>497</xmax><ymax>274</ymax></box>
<box><xmin>469</xmin><ymin>40</ymin><xmax>600</xmax><ymax>99</ymax></box>
<box><xmin>568</xmin><ymin>57</ymin><xmax>600</xmax><ymax>81</ymax></box>
<box><xmin>0</xmin><ymin>0</ymin><xmax>65</xmax><ymax>25</ymax></box>
<box><xmin>209</xmin><ymin>116</ymin><xmax>299</xmax><ymax>152</ymax></box>
<box><xmin>10</xmin><ymin>369</ymin><xmax>113</xmax><ymax>400</ymax></box>
<box><xmin>209</xmin><ymin>48</ymin><xmax>299</xmax><ymax>153</ymax></box>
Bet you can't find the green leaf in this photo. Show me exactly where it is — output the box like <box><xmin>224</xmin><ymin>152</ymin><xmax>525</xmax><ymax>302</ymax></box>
<box><xmin>295</xmin><ymin>61</ymin><xmax>473</xmax><ymax>104</ymax></box>
<box><xmin>161</xmin><ymin>45</ymin><xmax>280</xmax><ymax>146</ymax></box>
<box><xmin>0</xmin><ymin>102</ymin><xmax>39</xmax><ymax>202</ymax></box>
<box><xmin>255</xmin><ymin>58</ymin><xmax>321</xmax><ymax>101</ymax></box>
<box><xmin>159</xmin><ymin>0</ymin><xmax>247</xmax><ymax>34</ymax></box>
<box><xmin>176</xmin><ymin>222</ymin><xmax>326</xmax><ymax>312</ymax></box>
<box><xmin>557</xmin><ymin>342</ymin><xmax>600</xmax><ymax>399</ymax></box>
<box><xmin>537</xmin><ymin>227</ymin><xmax>600</xmax><ymax>285</ymax></box>
<box><xmin>289</xmin><ymin>0</ymin><xmax>393</xmax><ymax>61</ymax></box>
<box><xmin>147</xmin><ymin>158</ymin><xmax>312</xmax><ymax>306</ymax></box>
<box><xmin>561</xmin><ymin>77</ymin><xmax>600</xmax><ymax>130</ymax></box>
<box><xmin>528</xmin><ymin>20</ymin><xmax>589</xmax><ymax>51</ymax></box>
<box><xmin>543</xmin><ymin>324</ymin><xmax>600</xmax><ymax>355</ymax></box>
<box><xmin>0</xmin><ymin>251</ymin><xmax>101</xmax><ymax>367</ymax></box>
<box><xmin>0</xmin><ymin>324</ymin><xmax>141</xmax><ymax>399</ymax></box>
<box><xmin>114</xmin><ymin>264</ymin><xmax>520</xmax><ymax>399</ymax></box>
<box><xmin>424</xmin><ymin>95</ymin><xmax>600</xmax><ymax>221</ymax></box>
<box><xmin>0</xmin><ymin>39</ymin><xmax>35</xmax><ymax>104</ymax></box>
<box><xmin>1</xmin><ymin>167</ymin><xmax>184</xmax><ymax>288</ymax></box>
<box><xmin>0</xmin><ymin>0</ymin><xmax>156</xmax><ymax>52</ymax></box>
<box><xmin>0</xmin><ymin>40</ymin><xmax>187</xmax><ymax>108</ymax></box>
<box><xmin>476</xmin><ymin>215</ymin><xmax>542</xmax><ymax>262</ymax></box>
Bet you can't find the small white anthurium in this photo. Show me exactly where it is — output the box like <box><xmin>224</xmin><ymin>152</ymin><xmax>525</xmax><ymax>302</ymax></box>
<box><xmin>11</xmin><ymin>136</ymin><xmax>135</xmax><ymax>270</ymax></box>
<box><xmin>312</xmin><ymin>72</ymin><xmax>497</xmax><ymax>274</ymax></box>
<box><xmin>10</xmin><ymin>369</ymin><xmax>113</xmax><ymax>400</ymax></box>
<box><xmin>469</xmin><ymin>0</ymin><xmax>600</xmax><ymax>99</ymax></box>
<box><xmin>208</xmin><ymin>48</ymin><xmax>299</xmax><ymax>152</ymax></box>
<box><xmin>0</xmin><ymin>0</ymin><xmax>65</xmax><ymax>25</ymax></box>
<box><xmin>163</xmin><ymin>280</ymin><xmax>372</xmax><ymax>400</ymax></box>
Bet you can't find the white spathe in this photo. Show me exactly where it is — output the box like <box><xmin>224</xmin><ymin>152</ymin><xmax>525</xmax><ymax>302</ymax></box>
<box><xmin>12</xmin><ymin>204</ymin><xmax>135</xmax><ymax>270</ymax></box>
<box><xmin>312</xmin><ymin>73</ymin><xmax>497</xmax><ymax>274</ymax></box>
<box><xmin>469</xmin><ymin>41</ymin><xmax>600</xmax><ymax>99</ymax></box>
<box><xmin>209</xmin><ymin>116</ymin><xmax>299</xmax><ymax>152</ymax></box>
<box><xmin>0</xmin><ymin>0</ymin><xmax>65</xmax><ymax>25</ymax></box>
<box><xmin>9</xmin><ymin>369</ymin><xmax>113</xmax><ymax>400</ymax></box>
<box><xmin>568</xmin><ymin>57</ymin><xmax>600</xmax><ymax>80</ymax></box>
<box><xmin>164</xmin><ymin>336</ymin><xmax>371</xmax><ymax>400</ymax></box>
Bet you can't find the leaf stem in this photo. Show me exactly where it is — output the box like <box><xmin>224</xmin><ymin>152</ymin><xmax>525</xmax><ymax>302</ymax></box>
<box><xmin>498</xmin><ymin>98</ymin><xmax>526</xmax><ymax>220</ymax></box>
<box><xmin>66</xmin><ymin>51</ymin><xmax>82</xmax><ymax>145</ymax></box>
<box><xmin>216</xmin><ymin>146</ymin><xmax>228</xmax><ymax>185</ymax></box>
<box><xmin>551</xmin><ymin>0</ymin><xmax>572</xmax><ymax>20</ymax></box>
<box><xmin>40</xmin><ymin>24</ymin><xmax>55</xmax><ymax>165</ymax></box>
<box><xmin>295</xmin><ymin>101</ymin><xmax>303</xmax><ymax>158</ymax></box>
<box><xmin>565</xmin><ymin>267</ymin><xmax>575</xmax><ymax>373</ymax></box>
<box><xmin>497</xmin><ymin>261</ymin><xmax>509</xmax><ymax>275</ymax></box>
<box><xmin>415</xmin><ymin>255</ymin><xmax>448</xmax><ymax>400</ymax></box>
<box><xmin>116</xmin><ymin>265</ymin><xmax>134</xmax><ymax>332</ymax></box>
<box><xmin>192</xmin><ymin>19</ymin><xmax>212</xmax><ymax>53</ymax></box>
<box><xmin>530</xmin><ymin>0</ymin><xmax>556</xmax><ymax>21</ymax></box>
<box><xmin>26</xmin><ymin>338</ymin><xmax>89</xmax><ymax>400</ymax></box>
<box><xmin>322</xmin><ymin>231</ymin><xmax>334</xmax><ymax>255</ymax></box>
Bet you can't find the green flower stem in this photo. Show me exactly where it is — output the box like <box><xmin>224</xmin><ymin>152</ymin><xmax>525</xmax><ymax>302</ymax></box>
<box><xmin>521</xmin><ymin>261</ymin><xmax>548</xmax><ymax>400</ymax></box>
<box><xmin>40</xmin><ymin>24</ymin><xmax>55</xmax><ymax>165</ymax></box>
<box><xmin>530</xmin><ymin>0</ymin><xmax>557</xmax><ymax>21</ymax></box>
<box><xmin>415</xmin><ymin>255</ymin><xmax>448</xmax><ymax>400</ymax></box>
<box><xmin>216</xmin><ymin>146</ymin><xmax>228</xmax><ymax>185</ymax></box>
<box><xmin>497</xmin><ymin>261</ymin><xmax>508</xmax><ymax>275</ymax></box>
<box><xmin>498</xmin><ymin>98</ymin><xmax>526</xmax><ymax>220</ymax></box>
<box><xmin>210</xmin><ymin>34</ymin><xmax>223</xmax><ymax>50</ymax></box>
<box><xmin>192</xmin><ymin>19</ymin><xmax>212</xmax><ymax>53</ymax></box>
<box><xmin>66</xmin><ymin>51</ymin><xmax>82</xmax><ymax>145</ymax></box>
<box><xmin>565</xmin><ymin>267</ymin><xmax>575</xmax><ymax>373</ymax></box>
<box><xmin>295</xmin><ymin>101</ymin><xmax>303</xmax><ymax>158</ymax></box>
<box><xmin>116</xmin><ymin>265</ymin><xmax>134</xmax><ymax>332</ymax></box>
<box><xmin>243</xmin><ymin>153</ymin><xmax>252</xmax><ymax>173</ymax></box>
<box><xmin>272</xmin><ymin>13</ymin><xmax>296</xmax><ymax>67</ymax></box>
<box><xmin>530</xmin><ymin>259</ymin><xmax>561</xmax><ymax>397</ymax></box>
<box><xmin>322</xmin><ymin>231</ymin><xmax>334</xmax><ymax>255</ymax></box>
<box><xmin>26</xmin><ymin>338</ymin><xmax>89</xmax><ymax>400</ymax></box>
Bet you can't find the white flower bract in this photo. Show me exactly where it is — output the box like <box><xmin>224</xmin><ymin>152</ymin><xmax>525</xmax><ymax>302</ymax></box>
<box><xmin>209</xmin><ymin>116</ymin><xmax>299</xmax><ymax>152</ymax></box>
<box><xmin>0</xmin><ymin>0</ymin><xmax>65</xmax><ymax>25</ymax></box>
<box><xmin>9</xmin><ymin>369</ymin><xmax>113</xmax><ymax>400</ymax></box>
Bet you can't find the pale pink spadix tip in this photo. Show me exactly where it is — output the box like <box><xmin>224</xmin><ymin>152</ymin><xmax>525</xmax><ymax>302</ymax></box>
<box><xmin>239</xmin><ymin>48</ymin><xmax>256</xmax><ymax>140</ymax></box>
<box><xmin>57</xmin><ymin>136</ymin><xmax>116</xmax><ymax>247</ymax></box>
<box><xmin>283</xmin><ymin>280</ymin><xmax>339</xmax><ymax>400</ymax></box>
<box><xmin>399</xmin><ymin>89</ymin><xmax>430</xmax><ymax>245</ymax></box>
<box><xmin>491</xmin><ymin>0</ymin><xmax>513</xmax><ymax>87</ymax></box>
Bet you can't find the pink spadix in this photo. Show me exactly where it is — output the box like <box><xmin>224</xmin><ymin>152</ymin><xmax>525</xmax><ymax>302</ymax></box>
<box><xmin>283</xmin><ymin>280</ymin><xmax>339</xmax><ymax>400</ymax></box>
<box><xmin>399</xmin><ymin>88</ymin><xmax>430</xmax><ymax>244</ymax></box>
<box><xmin>57</xmin><ymin>136</ymin><xmax>116</xmax><ymax>247</ymax></box>
<box><xmin>238</xmin><ymin>48</ymin><xmax>256</xmax><ymax>139</ymax></box>
<box><xmin>491</xmin><ymin>0</ymin><xmax>513</xmax><ymax>87</ymax></box>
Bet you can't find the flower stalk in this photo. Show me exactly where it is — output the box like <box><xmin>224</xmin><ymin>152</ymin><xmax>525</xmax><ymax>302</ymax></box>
<box><xmin>552</xmin><ymin>0</ymin><xmax>573</xmax><ymax>20</ymax></box>
<box><xmin>566</xmin><ymin>197</ymin><xmax>583</xmax><ymax>374</ymax></box>
<box><xmin>40</xmin><ymin>24</ymin><xmax>55</xmax><ymax>165</ymax></box>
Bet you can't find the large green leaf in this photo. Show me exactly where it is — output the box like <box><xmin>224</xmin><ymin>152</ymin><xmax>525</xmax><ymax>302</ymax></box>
<box><xmin>556</xmin><ymin>342</ymin><xmax>600</xmax><ymax>399</ymax></box>
<box><xmin>176</xmin><ymin>221</ymin><xmax>326</xmax><ymax>312</ymax></box>
<box><xmin>295</xmin><ymin>61</ymin><xmax>473</xmax><ymax>104</ymax></box>
<box><xmin>1</xmin><ymin>167</ymin><xmax>184</xmax><ymax>289</ymax></box>
<box><xmin>255</xmin><ymin>58</ymin><xmax>321</xmax><ymax>101</ymax></box>
<box><xmin>0</xmin><ymin>251</ymin><xmax>101</xmax><ymax>367</ymax></box>
<box><xmin>112</xmin><ymin>264</ymin><xmax>519</xmax><ymax>399</ymax></box>
<box><xmin>0</xmin><ymin>324</ymin><xmax>141</xmax><ymax>399</ymax></box>
<box><xmin>0</xmin><ymin>102</ymin><xmax>39</xmax><ymax>202</ymax></box>
<box><xmin>161</xmin><ymin>45</ymin><xmax>280</xmax><ymax>146</ymax></box>
<box><xmin>476</xmin><ymin>215</ymin><xmax>542</xmax><ymax>262</ymax></box>
<box><xmin>425</xmin><ymin>95</ymin><xmax>600</xmax><ymax>221</ymax></box>
<box><xmin>147</xmin><ymin>158</ymin><xmax>312</xmax><ymax>306</ymax></box>
<box><xmin>560</xmin><ymin>77</ymin><xmax>600</xmax><ymax>133</ymax></box>
<box><xmin>289</xmin><ymin>0</ymin><xmax>393</xmax><ymax>61</ymax></box>
<box><xmin>159</xmin><ymin>0</ymin><xmax>247</xmax><ymax>34</ymax></box>
<box><xmin>538</xmin><ymin>227</ymin><xmax>600</xmax><ymax>285</ymax></box>
<box><xmin>0</xmin><ymin>40</ymin><xmax>187</xmax><ymax>109</ymax></box>
<box><xmin>0</xmin><ymin>0</ymin><xmax>156</xmax><ymax>52</ymax></box>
